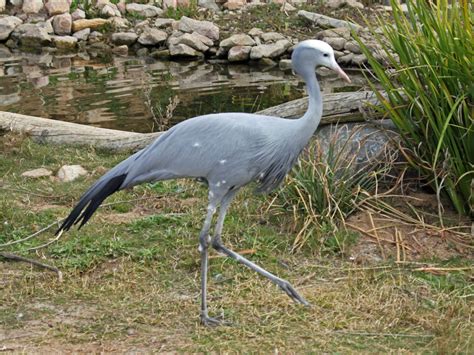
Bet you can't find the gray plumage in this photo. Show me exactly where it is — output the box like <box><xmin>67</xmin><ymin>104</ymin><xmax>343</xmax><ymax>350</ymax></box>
<box><xmin>57</xmin><ymin>40</ymin><xmax>350</xmax><ymax>326</ymax></box>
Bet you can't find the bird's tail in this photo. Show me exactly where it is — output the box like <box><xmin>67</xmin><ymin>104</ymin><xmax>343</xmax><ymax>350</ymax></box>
<box><xmin>56</xmin><ymin>160</ymin><xmax>131</xmax><ymax>235</ymax></box>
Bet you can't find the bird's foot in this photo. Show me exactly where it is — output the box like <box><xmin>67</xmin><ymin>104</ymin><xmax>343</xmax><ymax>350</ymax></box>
<box><xmin>277</xmin><ymin>280</ymin><xmax>311</xmax><ymax>306</ymax></box>
<box><xmin>200</xmin><ymin>314</ymin><xmax>231</xmax><ymax>327</ymax></box>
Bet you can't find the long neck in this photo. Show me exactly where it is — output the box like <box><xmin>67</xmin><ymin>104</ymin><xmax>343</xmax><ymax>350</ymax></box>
<box><xmin>296</xmin><ymin>69</ymin><xmax>323</xmax><ymax>136</ymax></box>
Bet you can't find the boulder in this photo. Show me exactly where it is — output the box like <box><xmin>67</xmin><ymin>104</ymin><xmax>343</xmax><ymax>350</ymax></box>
<box><xmin>248</xmin><ymin>27</ymin><xmax>263</xmax><ymax>37</ymax></box>
<box><xmin>169</xmin><ymin>43</ymin><xmax>203</xmax><ymax>57</ymax></box>
<box><xmin>344</xmin><ymin>41</ymin><xmax>361</xmax><ymax>54</ymax></box>
<box><xmin>9</xmin><ymin>0</ymin><xmax>23</xmax><ymax>6</ymax></box>
<box><xmin>280</xmin><ymin>2</ymin><xmax>296</xmax><ymax>12</ymax></box>
<box><xmin>45</xmin><ymin>0</ymin><xmax>70</xmax><ymax>16</ymax></box>
<box><xmin>261</xmin><ymin>32</ymin><xmax>285</xmax><ymax>43</ymax></box>
<box><xmin>21</xmin><ymin>168</ymin><xmax>53</xmax><ymax>178</ymax></box>
<box><xmin>101</xmin><ymin>3</ymin><xmax>122</xmax><ymax>18</ymax></box>
<box><xmin>223</xmin><ymin>0</ymin><xmax>245</xmax><ymax>10</ymax></box>
<box><xmin>109</xmin><ymin>16</ymin><xmax>129</xmax><ymax>29</ymax></box>
<box><xmin>155</xmin><ymin>18</ymin><xmax>175</xmax><ymax>28</ymax></box>
<box><xmin>111</xmin><ymin>32</ymin><xmax>138</xmax><ymax>45</ymax></box>
<box><xmin>228</xmin><ymin>45</ymin><xmax>251</xmax><ymax>62</ymax></box>
<box><xmin>0</xmin><ymin>16</ymin><xmax>23</xmax><ymax>41</ymax></box>
<box><xmin>316</xmin><ymin>27</ymin><xmax>351</xmax><ymax>41</ymax></box>
<box><xmin>298</xmin><ymin>10</ymin><xmax>362</xmax><ymax>31</ymax></box>
<box><xmin>52</xmin><ymin>13</ymin><xmax>72</xmax><ymax>35</ymax></box>
<box><xmin>0</xmin><ymin>0</ymin><xmax>5</xmax><ymax>12</ymax></box>
<box><xmin>278</xmin><ymin>58</ymin><xmax>292</xmax><ymax>70</ymax></box>
<box><xmin>112</xmin><ymin>44</ymin><xmax>128</xmax><ymax>56</ymax></box>
<box><xmin>352</xmin><ymin>54</ymin><xmax>367</xmax><ymax>65</ymax></box>
<box><xmin>249</xmin><ymin>39</ymin><xmax>290</xmax><ymax>60</ymax></box>
<box><xmin>219</xmin><ymin>33</ymin><xmax>255</xmax><ymax>49</ymax></box>
<box><xmin>51</xmin><ymin>35</ymin><xmax>77</xmax><ymax>50</ymax></box>
<box><xmin>126</xmin><ymin>3</ymin><xmax>164</xmax><ymax>18</ymax></box>
<box><xmin>169</xmin><ymin>32</ymin><xmax>210</xmax><ymax>52</ymax></box>
<box><xmin>337</xmin><ymin>52</ymin><xmax>353</xmax><ymax>66</ymax></box>
<box><xmin>88</xmin><ymin>31</ymin><xmax>103</xmax><ymax>43</ymax></box>
<box><xmin>17</xmin><ymin>25</ymin><xmax>52</xmax><ymax>49</ymax></box>
<box><xmin>22</xmin><ymin>0</ymin><xmax>44</xmax><ymax>14</ymax></box>
<box><xmin>138</xmin><ymin>27</ymin><xmax>167</xmax><ymax>45</ymax></box>
<box><xmin>72</xmin><ymin>18</ymin><xmax>109</xmax><ymax>32</ymax></box>
<box><xmin>198</xmin><ymin>0</ymin><xmax>219</xmax><ymax>11</ymax></box>
<box><xmin>178</xmin><ymin>16</ymin><xmax>219</xmax><ymax>42</ymax></box>
<box><xmin>323</xmin><ymin>36</ymin><xmax>346</xmax><ymax>51</ymax></box>
<box><xmin>326</xmin><ymin>0</ymin><xmax>364</xmax><ymax>10</ymax></box>
<box><xmin>71</xmin><ymin>9</ymin><xmax>86</xmax><ymax>21</ymax></box>
<box><xmin>56</xmin><ymin>165</ymin><xmax>88</xmax><ymax>182</ymax></box>
<box><xmin>72</xmin><ymin>28</ymin><xmax>90</xmax><ymax>41</ymax></box>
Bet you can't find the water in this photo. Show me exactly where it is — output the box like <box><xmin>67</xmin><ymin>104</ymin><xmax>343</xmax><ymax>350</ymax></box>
<box><xmin>0</xmin><ymin>52</ymin><xmax>367</xmax><ymax>133</ymax></box>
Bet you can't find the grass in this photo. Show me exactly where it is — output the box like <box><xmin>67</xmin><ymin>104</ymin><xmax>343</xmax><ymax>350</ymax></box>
<box><xmin>0</xmin><ymin>134</ymin><xmax>473</xmax><ymax>352</ymax></box>
<box><xmin>355</xmin><ymin>0</ymin><xmax>474</xmax><ymax>218</ymax></box>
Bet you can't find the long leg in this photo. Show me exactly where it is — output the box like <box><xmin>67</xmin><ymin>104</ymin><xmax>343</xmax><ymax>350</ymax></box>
<box><xmin>211</xmin><ymin>190</ymin><xmax>309</xmax><ymax>306</ymax></box>
<box><xmin>199</xmin><ymin>200</ymin><xmax>218</xmax><ymax>326</ymax></box>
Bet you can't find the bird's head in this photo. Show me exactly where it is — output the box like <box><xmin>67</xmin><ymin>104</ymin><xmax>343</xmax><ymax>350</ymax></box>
<box><xmin>291</xmin><ymin>40</ymin><xmax>351</xmax><ymax>83</ymax></box>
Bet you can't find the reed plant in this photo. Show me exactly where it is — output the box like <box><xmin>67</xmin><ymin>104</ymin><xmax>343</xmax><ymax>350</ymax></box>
<box><xmin>355</xmin><ymin>0</ymin><xmax>473</xmax><ymax>218</ymax></box>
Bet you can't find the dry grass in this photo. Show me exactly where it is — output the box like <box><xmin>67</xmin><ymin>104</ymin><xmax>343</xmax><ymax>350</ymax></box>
<box><xmin>1</xmin><ymin>134</ymin><xmax>472</xmax><ymax>352</ymax></box>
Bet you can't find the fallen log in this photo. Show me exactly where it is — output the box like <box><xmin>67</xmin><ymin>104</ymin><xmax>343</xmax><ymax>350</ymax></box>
<box><xmin>0</xmin><ymin>91</ymin><xmax>382</xmax><ymax>152</ymax></box>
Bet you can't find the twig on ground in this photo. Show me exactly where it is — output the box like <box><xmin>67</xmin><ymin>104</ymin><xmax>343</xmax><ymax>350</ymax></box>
<box><xmin>0</xmin><ymin>220</ymin><xmax>61</xmax><ymax>248</ymax></box>
<box><xmin>0</xmin><ymin>251</ymin><xmax>62</xmax><ymax>281</ymax></box>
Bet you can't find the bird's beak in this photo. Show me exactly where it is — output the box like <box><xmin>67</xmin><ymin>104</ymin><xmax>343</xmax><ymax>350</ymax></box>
<box><xmin>332</xmin><ymin>63</ymin><xmax>351</xmax><ymax>83</ymax></box>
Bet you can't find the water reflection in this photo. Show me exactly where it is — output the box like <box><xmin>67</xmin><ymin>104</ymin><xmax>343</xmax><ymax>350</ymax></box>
<box><xmin>0</xmin><ymin>51</ymin><xmax>367</xmax><ymax>133</ymax></box>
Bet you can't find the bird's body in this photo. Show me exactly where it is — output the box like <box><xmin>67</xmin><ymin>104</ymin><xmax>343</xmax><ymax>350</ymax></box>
<box><xmin>57</xmin><ymin>40</ymin><xmax>350</xmax><ymax>326</ymax></box>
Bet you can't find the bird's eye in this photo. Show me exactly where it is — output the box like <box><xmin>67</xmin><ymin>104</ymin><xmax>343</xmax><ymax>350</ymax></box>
<box><xmin>323</xmin><ymin>53</ymin><xmax>329</xmax><ymax>57</ymax></box>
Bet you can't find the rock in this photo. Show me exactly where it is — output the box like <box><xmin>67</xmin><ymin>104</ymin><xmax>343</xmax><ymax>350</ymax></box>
<box><xmin>352</xmin><ymin>54</ymin><xmax>367</xmax><ymax>65</ymax></box>
<box><xmin>169</xmin><ymin>43</ymin><xmax>203</xmax><ymax>57</ymax></box>
<box><xmin>228</xmin><ymin>45</ymin><xmax>251</xmax><ymax>62</ymax></box>
<box><xmin>337</xmin><ymin>52</ymin><xmax>353</xmax><ymax>65</ymax></box>
<box><xmin>102</xmin><ymin>3</ymin><xmax>122</xmax><ymax>18</ymax></box>
<box><xmin>223</xmin><ymin>0</ymin><xmax>246</xmax><ymax>10</ymax></box>
<box><xmin>126</xmin><ymin>3</ymin><xmax>164</xmax><ymax>18</ymax></box>
<box><xmin>71</xmin><ymin>9</ymin><xmax>86</xmax><ymax>21</ymax></box>
<box><xmin>219</xmin><ymin>33</ymin><xmax>255</xmax><ymax>49</ymax></box>
<box><xmin>298</xmin><ymin>10</ymin><xmax>362</xmax><ymax>31</ymax></box>
<box><xmin>249</xmin><ymin>39</ymin><xmax>290</xmax><ymax>60</ymax></box>
<box><xmin>136</xmin><ymin>47</ymin><xmax>148</xmax><ymax>56</ymax></box>
<box><xmin>155</xmin><ymin>18</ymin><xmax>175</xmax><ymax>28</ymax></box>
<box><xmin>38</xmin><ymin>20</ymin><xmax>54</xmax><ymax>34</ymax></box>
<box><xmin>10</xmin><ymin>0</ymin><xmax>23</xmax><ymax>6</ymax></box>
<box><xmin>261</xmin><ymin>32</ymin><xmax>285</xmax><ymax>43</ymax></box>
<box><xmin>52</xmin><ymin>13</ymin><xmax>72</xmax><ymax>35</ymax></box>
<box><xmin>56</xmin><ymin>165</ymin><xmax>88</xmax><ymax>182</ymax></box>
<box><xmin>72</xmin><ymin>18</ymin><xmax>109</xmax><ymax>32</ymax></box>
<box><xmin>178</xmin><ymin>16</ymin><xmax>219</xmax><ymax>42</ymax></box>
<box><xmin>248</xmin><ymin>27</ymin><xmax>263</xmax><ymax>37</ymax></box>
<box><xmin>22</xmin><ymin>0</ymin><xmax>44</xmax><ymax>14</ymax></box>
<box><xmin>0</xmin><ymin>16</ymin><xmax>23</xmax><ymax>41</ymax></box>
<box><xmin>88</xmin><ymin>31</ymin><xmax>103</xmax><ymax>43</ymax></box>
<box><xmin>169</xmin><ymin>32</ymin><xmax>210</xmax><ymax>52</ymax></box>
<box><xmin>324</xmin><ymin>36</ymin><xmax>346</xmax><ymax>51</ymax></box>
<box><xmin>0</xmin><ymin>0</ymin><xmax>5</xmax><ymax>12</ymax></box>
<box><xmin>326</xmin><ymin>0</ymin><xmax>364</xmax><ymax>10</ymax></box>
<box><xmin>279</xmin><ymin>58</ymin><xmax>292</xmax><ymax>70</ymax></box>
<box><xmin>198</xmin><ymin>0</ymin><xmax>219</xmax><ymax>11</ymax></box>
<box><xmin>344</xmin><ymin>41</ymin><xmax>361</xmax><ymax>54</ymax></box>
<box><xmin>112</xmin><ymin>44</ymin><xmax>128</xmax><ymax>56</ymax></box>
<box><xmin>258</xmin><ymin>57</ymin><xmax>277</xmax><ymax>66</ymax></box>
<box><xmin>51</xmin><ymin>35</ymin><xmax>77</xmax><ymax>50</ymax></box>
<box><xmin>109</xmin><ymin>16</ymin><xmax>129</xmax><ymax>29</ymax></box>
<box><xmin>18</xmin><ymin>25</ymin><xmax>52</xmax><ymax>49</ymax></box>
<box><xmin>21</xmin><ymin>168</ymin><xmax>53</xmax><ymax>178</ymax></box>
<box><xmin>316</xmin><ymin>27</ymin><xmax>351</xmax><ymax>41</ymax></box>
<box><xmin>45</xmin><ymin>0</ymin><xmax>70</xmax><ymax>16</ymax></box>
<box><xmin>138</xmin><ymin>27</ymin><xmax>167</xmax><ymax>45</ymax></box>
<box><xmin>150</xmin><ymin>49</ymin><xmax>170</xmax><ymax>59</ymax></box>
<box><xmin>280</xmin><ymin>2</ymin><xmax>296</xmax><ymax>12</ymax></box>
<box><xmin>111</xmin><ymin>32</ymin><xmax>138</xmax><ymax>45</ymax></box>
<box><xmin>73</xmin><ymin>28</ymin><xmax>90</xmax><ymax>41</ymax></box>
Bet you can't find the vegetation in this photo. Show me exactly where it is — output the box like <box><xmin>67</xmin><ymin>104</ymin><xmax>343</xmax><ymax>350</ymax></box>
<box><xmin>1</xmin><ymin>134</ymin><xmax>472</xmax><ymax>352</ymax></box>
<box><xmin>355</xmin><ymin>0</ymin><xmax>474</xmax><ymax>218</ymax></box>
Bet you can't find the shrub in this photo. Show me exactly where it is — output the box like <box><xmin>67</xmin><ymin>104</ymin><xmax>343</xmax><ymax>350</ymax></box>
<box><xmin>355</xmin><ymin>0</ymin><xmax>473</xmax><ymax>218</ymax></box>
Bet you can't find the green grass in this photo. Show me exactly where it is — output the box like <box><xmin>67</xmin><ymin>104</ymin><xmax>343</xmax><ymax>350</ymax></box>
<box><xmin>0</xmin><ymin>134</ymin><xmax>472</xmax><ymax>352</ymax></box>
<box><xmin>355</xmin><ymin>0</ymin><xmax>474</xmax><ymax>218</ymax></box>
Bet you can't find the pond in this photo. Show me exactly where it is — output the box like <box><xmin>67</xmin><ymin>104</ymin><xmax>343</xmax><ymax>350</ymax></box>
<box><xmin>0</xmin><ymin>52</ymin><xmax>368</xmax><ymax>133</ymax></box>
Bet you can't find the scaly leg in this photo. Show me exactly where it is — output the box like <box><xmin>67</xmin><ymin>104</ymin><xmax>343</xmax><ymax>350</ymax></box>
<box><xmin>211</xmin><ymin>190</ymin><xmax>310</xmax><ymax>306</ymax></box>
